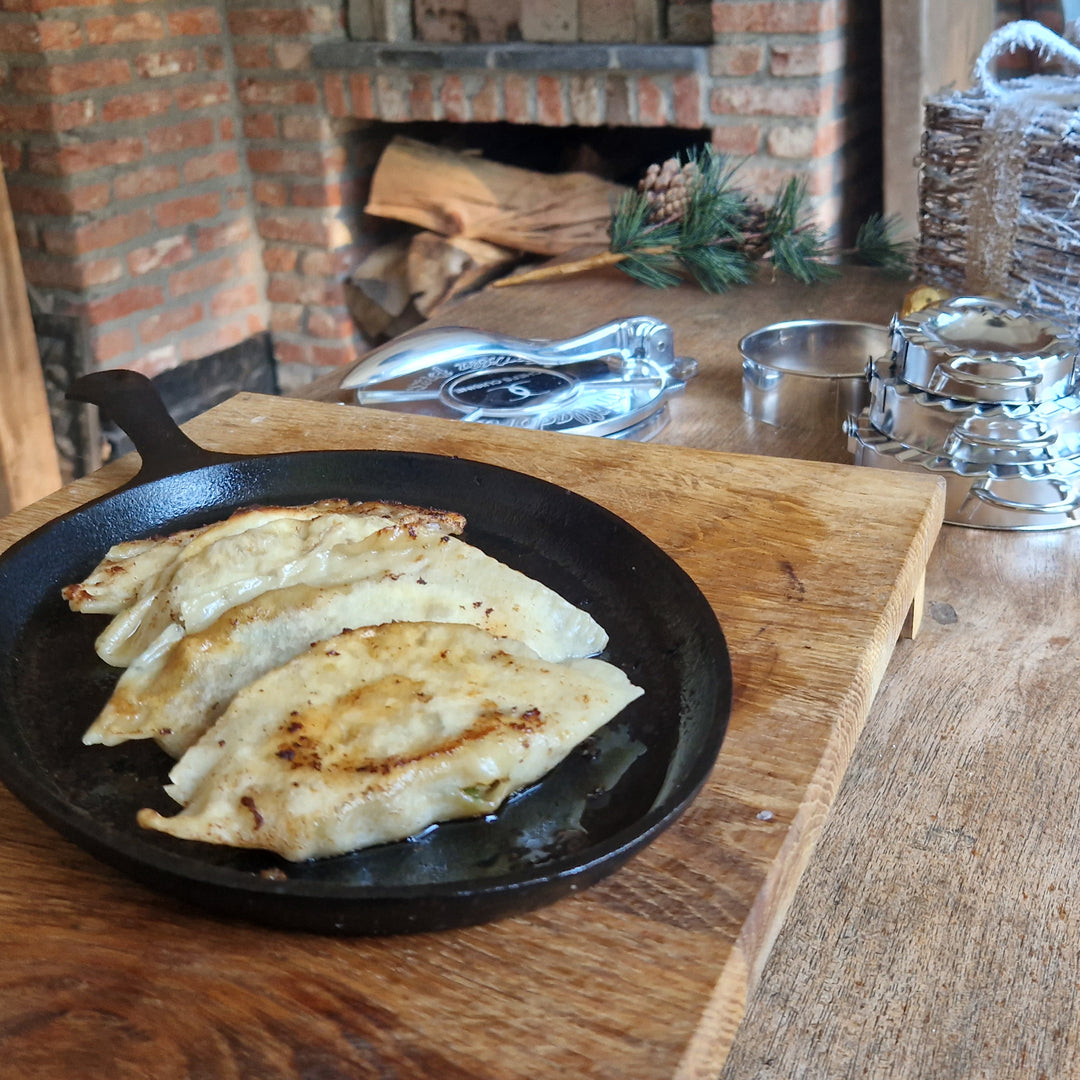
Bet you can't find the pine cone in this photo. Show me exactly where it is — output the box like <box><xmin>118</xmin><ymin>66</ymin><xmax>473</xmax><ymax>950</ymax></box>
<box><xmin>739</xmin><ymin>199</ymin><xmax>771</xmax><ymax>258</ymax></box>
<box><xmin>638</xmin><ymin>157</ymin><xmax>700</xmax><ymax>224</ymax></box>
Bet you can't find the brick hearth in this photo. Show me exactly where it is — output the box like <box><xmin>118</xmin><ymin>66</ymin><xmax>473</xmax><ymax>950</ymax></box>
<box><xmin>0</xmin><ymin>0</ymin><xmax>881</xmax><ymax>391</ymax></box>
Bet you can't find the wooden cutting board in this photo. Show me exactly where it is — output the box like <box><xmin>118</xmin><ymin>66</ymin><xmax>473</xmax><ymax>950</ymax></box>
<box><xmin>0</xmin><ymin>394</ymin><xmax>944</xmax><ymax>1080</ymax></box>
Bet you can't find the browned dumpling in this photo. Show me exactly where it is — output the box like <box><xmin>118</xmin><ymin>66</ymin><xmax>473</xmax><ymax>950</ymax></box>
<box><xmin>138</xmin><ymin>621</ymin><xmax>642</xmax><ymax>861</ymax></box>
<box><xmin>84</xmin><ymin>531</ymin><xmax>608</xmax><ymax>757</ymax></box>
<box><xmin>67</xmin><ymin>501</ymin><xmax>465</xmax><ymax>667</ymax></box>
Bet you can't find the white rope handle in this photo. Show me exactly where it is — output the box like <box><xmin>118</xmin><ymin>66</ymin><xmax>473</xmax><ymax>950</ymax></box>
<box><xmin>973</xmin><ymin>19</ymin><xmax>1080</xmax><ymax>97</ymax></box>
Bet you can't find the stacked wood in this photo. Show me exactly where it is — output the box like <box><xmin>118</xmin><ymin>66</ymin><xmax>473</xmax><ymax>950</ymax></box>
<box><xmin>365</xmin><ymin>136</ymin><xmax>624</xmax><ymax>256</ymax></box>
<box><xmin>345</xmin><ymin>229</ymin><xmax>519</xmax><ymax>341</ymax></box>
<box><xmin>405</xmin><ymin>232</ymin><xmax>518</xmax><ymax>316</ymax></box>
<box><xmin>346</xmin><ymin>237</ymin><xmax>417</xmax><ymax>341</ymax></box>
<box><xmin>350</xmin><ymin>136</ymin><xmax>624</xmax><ymax>341</ymax></box>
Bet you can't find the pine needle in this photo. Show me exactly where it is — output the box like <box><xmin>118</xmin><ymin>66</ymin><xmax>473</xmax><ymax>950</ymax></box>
<box><xmin>621</xmin><ymin>253</ymin><xmax>683</xmax><ymax>288</ymax></box>
<box><xmin>609</xmin><ymin>190</ymin><xmax>654</xmax><ymax>252</ymax></box>
<box><xmin>759</xmin><ymin>177</ymin><xmax>838</xmax><ymax>283</ymax></box>
<box><xmin>770</xmin><ymin>229</ymin><xmax>839</xmax><ymax>283</ymax></box>
<box><xmin>679</xmin><ymin>243</ymin><xmax>753</xmax><ymax>292</ymax></box>
<box><xmin>684</xmin><ymin>147</ymin><xmax>748</xmax><ymax>242</ymax></box>
<box><xmin>854</xmin><ymin>213</ymin><xmax>915</xmax><ymax>276</ymax></box>
<box><xmin>674</xmin><ymin>147</ymin><xmax>754</xmax><ymax>291</ymax></box>
<box><xmin>609</xmin><ymin>190</ymin><xmax>682</xmax><ymax>286</ymax></box>
<box><xmin>764</xmin><ymin>176</ymin><xmax>807</xmax><ymax>239</ymax></box>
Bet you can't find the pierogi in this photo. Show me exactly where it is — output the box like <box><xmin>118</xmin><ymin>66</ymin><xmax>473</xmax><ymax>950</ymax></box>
<box><xmin>138</xmin><ymin>621</ymin><xmax>642</xmax><ymax>861</ymax></box>
<box><xmin>84</xmin><ymin>530</ymin><xmax>608</xmax><ymax>756</ymax></box>
<box><xmin>65</xmin><ymin>499</ymin><xmax>641</xmax><ymax>861</ymax></box>
<box><xmin>71</xmin><ymin>501</ymin><xmax>465</xmax><ymax>666</ymax></box>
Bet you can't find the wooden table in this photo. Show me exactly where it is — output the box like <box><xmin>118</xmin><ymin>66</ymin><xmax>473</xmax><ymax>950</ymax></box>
<box><xmin>314</xmin><ymin>265</ymin><xmax>1080</xmax><ymax>1078</ymax></box>
<box><xmin>2</xmin><ymin>262</ymin><xmax>1071</xmax><ymax>1078</ymax></box>
<box><xmin>0</xmin><ymin>265</ymin><xmax>948</xmax><ymax>1078</ymax></box>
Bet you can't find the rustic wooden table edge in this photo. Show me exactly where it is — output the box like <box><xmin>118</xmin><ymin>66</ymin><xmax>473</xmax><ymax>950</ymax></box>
<box><xmin>0</xmin><ymin>391</ymin><xmax>947</xmax><ymax>1079</ymax></box>
<box><xmin>677</xmin><ymin>475</ymin><xmax>945</xmax><ymax>1078</ymax></box>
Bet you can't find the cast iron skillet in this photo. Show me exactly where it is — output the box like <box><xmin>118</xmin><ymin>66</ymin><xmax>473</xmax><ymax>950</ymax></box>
<box><xmin>0</xmin><ymin>370</ymin><xmax>731</xmax><ymax>935</ymax></box>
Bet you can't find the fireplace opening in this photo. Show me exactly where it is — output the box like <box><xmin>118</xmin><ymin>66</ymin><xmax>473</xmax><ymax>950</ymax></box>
<box><xmin>355</xmin><ymin>119</ymin><xmax>714</xmax><ymax>184</ymax></box>
<box><xmin>344</xmin><ymin>119</ymin><xmax>716</xmax><ymax>344</ymax></box>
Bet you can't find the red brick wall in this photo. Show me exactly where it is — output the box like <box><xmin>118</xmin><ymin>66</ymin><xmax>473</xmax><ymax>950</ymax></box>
<box><xmin>0</xmin><ymin>0</ymin><xmax>268</xmax><ymax>377</ymax></box>
<box><xmin>710</xmin><ymin>0</ymin><xmax>860</xmax><ymax>228</ymax></box>
<box><xmin>0</xmin><ymin>0</ymin><xmax>878</xmax><ymax>387</ymax></box>
<box><xmin>228</xmin><ymin>0</ymin><xmax>367</xmax><ymax>383</ymax></box>
<box><xmin>410</xmin><ymin>0</ymin><xmax>714</xmax><ymax>43</ymax></box>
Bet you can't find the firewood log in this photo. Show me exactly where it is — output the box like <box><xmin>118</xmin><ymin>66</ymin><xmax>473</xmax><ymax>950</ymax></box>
<box><xmin>346</xmin><ymin>237</ymin><xmax>422</xmax><ymax>340</ymax></box>
<box><xmin>406</xmin><ymin>232</ymin><xmax>519</xmax><ymax>316</ymax></box>
<box><xmin>365</xmin><ymin>137</ymin><xmax>624</xmax><ymax>257</ymax></box>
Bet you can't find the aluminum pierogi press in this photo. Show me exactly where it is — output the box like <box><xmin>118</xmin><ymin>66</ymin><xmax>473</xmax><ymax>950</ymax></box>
<box><xmin>338</xmin><ymin>316</ymin><xmax>698</xmax><ymax>441</ymax></box>
<box><xmin>848</xmin><ymin>296</ymin><xmax>1080</xmax><ymax>530</ymax></box>
<box><xmin>0</xmin><ymin>368</ymin><xmax>731</xmax><ymax>935</ymax></box>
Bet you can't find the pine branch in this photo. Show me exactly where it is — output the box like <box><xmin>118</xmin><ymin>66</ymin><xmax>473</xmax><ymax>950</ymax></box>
<box><xmin>670</xmin><ymin>147</ymin><xmax>754</xmax><ymax>290</ymax></box>
<box><xmin>764</xmin><ymin>176</ymin><xmax>806</xmax><ymax>240</ymax></box>
<box><xmin>678</xmin><ymin>243</ymin><xmax>754</xmax><ymax>292</ymax></box>
<box><xmin>613</xmin><ymin>189</ymin><xmax>660</xmax><ymax>251</ymax></box>
<box><xmin>621</xmin><ymin>252</ymin><xmax>683</xmax><ymax>288</ymax></box>
<box><xmin>609</xmin><ymin>189</ymin><xmax>683</xmax><ymax>287</ymax></box>
<box><xmin>496</xmin><ymin>147</ymin><xmax>914</xmax><ymax>291</ymax></box>
<box><xmin>761</xmin><ymin>177</ymin><xmax>839</xmax><ymax>283</ymax></box>
<box><xmin>683</xmin><ymin>147</ymin><xmax>748</xmax><ymax>242</ymax></box>
<box><xmin>769</xmin><ymin>229</ymin><xmax>840</xmax><ymax>283</ymax></box>
<box><xmin>852</xmin><ymin>213</ymin><xmax>915</xmax><ymax>276</ymax></box>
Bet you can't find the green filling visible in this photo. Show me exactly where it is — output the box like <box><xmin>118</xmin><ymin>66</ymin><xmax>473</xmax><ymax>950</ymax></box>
<box><xmin>461</xmin><ymin>779</ymin><xmax>507</xmax><ymax>805</ymax></box>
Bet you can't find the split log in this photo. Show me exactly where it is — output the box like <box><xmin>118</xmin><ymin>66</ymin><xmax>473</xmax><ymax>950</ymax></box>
<box><xmin>350</xmin><ymin>238</ymin><xmax>413</xmax><ymax>319</ymax></box>
<box><xmin>345</xmin><ymin>237</ymin><xmax>423</xmax><ymax>341</ymax></box>
<box><xmin>365</xmin><ymin>136</ymin><xmax>625</xmax><ymax>257</ymax></box>
<box><xmin>406</xmin><ymin>232</ymin><xmax>518</xmax><ymax>317</ymax></box>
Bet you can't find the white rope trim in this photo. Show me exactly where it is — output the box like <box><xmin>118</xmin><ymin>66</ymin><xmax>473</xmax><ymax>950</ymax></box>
<box><xmin>973</xmin><ymin>19</ymin><xmax>1080</xmax><ymax>98</ymax></box>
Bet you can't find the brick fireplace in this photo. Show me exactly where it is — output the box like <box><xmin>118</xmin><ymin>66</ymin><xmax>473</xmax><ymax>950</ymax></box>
<box><xmin>0</xmin><ymin>0</ymin><xmax>881</xmax><ymax>398</ymax></box>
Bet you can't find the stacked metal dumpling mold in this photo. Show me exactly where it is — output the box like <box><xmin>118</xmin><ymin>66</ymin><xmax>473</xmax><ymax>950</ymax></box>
<box><xmin>846</xmin><ymin>296</ymin><xmax>1080</xmax><ymax>530</ymax></box>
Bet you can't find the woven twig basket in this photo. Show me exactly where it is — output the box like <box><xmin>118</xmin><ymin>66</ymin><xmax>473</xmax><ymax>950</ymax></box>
<box><xmin>917</xmin><ymin>20</ymin><xmax>1080</xmax><ymax>325</ymax></box>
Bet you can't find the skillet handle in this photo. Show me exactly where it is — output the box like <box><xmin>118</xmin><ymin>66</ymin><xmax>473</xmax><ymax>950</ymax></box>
<box><xmin>68</xmin><ymin>370</ymin><xmax>241</xmax><ymax>484</ymax></box>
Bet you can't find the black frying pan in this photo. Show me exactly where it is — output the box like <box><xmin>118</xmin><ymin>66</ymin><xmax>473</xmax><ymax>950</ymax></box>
<box><xmin>0</xmin><ymin>371</ymin><xmax>731</xmax><ymax>935</ymax></box>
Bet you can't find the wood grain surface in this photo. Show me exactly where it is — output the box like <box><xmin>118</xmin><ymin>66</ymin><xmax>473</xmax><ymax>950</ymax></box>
<box><xmin>721</xmin><ymin>524</ymin><xmax>1080</xmax><ymax>1080</ymax></box>
<box><xmin>0</xmin><ymin>353</ymin><xmax>941</xmax><ymax>1078</ymax></box>
<box><xmin>321</xmin><ymin>266</ymin><xmax>1080</xmax><ymax>1078</ymax></box>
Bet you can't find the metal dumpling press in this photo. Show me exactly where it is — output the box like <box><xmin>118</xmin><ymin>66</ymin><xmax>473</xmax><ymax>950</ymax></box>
<box><xmin>338</xmin><ymin>317</ymin><xmax>698</xmax><ymax>441</ymax></box>
<box><xmin>848</xmin><ymin>295</ymin><xmax>1080</xmax><ymax>530</ymax></box>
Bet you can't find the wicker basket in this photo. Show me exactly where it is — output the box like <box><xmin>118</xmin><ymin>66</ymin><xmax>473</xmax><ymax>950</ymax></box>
<box><xmin>917</xmin><ymin>20</ymin><xmax>1080</xmax><ymax>326</ymax></box>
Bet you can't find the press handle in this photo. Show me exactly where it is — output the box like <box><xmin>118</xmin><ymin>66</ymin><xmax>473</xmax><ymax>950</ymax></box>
<box><xmin>970</xmin><ymin>478</ymin><xmax>1080</xmax><ymax>515</ymax></box>
<box><xmin>539</xmin><ymin>317</ymin><xmax>674</xmax><ymax>366</ymax></box>
<box><xmin>930</xmin><ymin>358</ymin><xmax>1042</xmax><ymax>391</ymax></box>
<box><xmin>67</xmin><ymin>370</ymin><xmax>239</xmax><ymax>484</ymax></box>
<box><xmin>946</xmin><ymin>425</ymin><xmax>1058</xmax><ymax>451</ymax></box>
